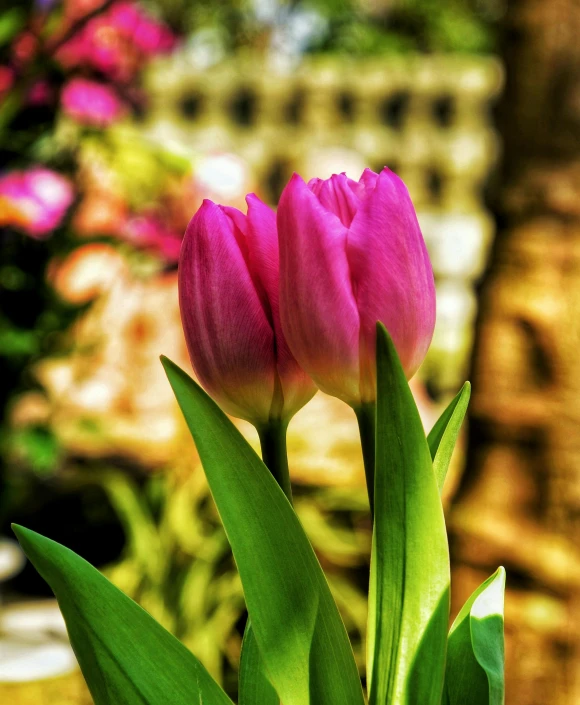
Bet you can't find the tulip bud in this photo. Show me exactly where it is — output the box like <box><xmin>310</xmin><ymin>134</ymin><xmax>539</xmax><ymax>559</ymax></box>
<box><xmin>277</xmin><ymin>168</ymin><xmax>435</xmax><ymax>407</ymax></box>
<box><xmin>178</xmin><ymin>195</ymin><xmax>317</xmax><ymax>426</ymax></box>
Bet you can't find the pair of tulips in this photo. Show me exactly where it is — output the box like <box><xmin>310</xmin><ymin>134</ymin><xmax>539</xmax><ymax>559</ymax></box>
<box><xmin>179</xmin><ymin>167</ymin><xmax>436</xmax><ymax>432</ymax></box>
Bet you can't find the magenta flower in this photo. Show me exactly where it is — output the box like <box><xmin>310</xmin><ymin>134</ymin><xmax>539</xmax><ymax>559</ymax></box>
<box><xmin>110</xmin><ymin>2</ymin><xmax>175</xmax><ymax>54</ymax></box>
<box><xmin>0</xmin><ymin>168</ymin><xmax>74</xmax><ymax>238</ymax></box>
<box><xmin>179</xmin><ymin>196</ymin><xmax>316</xmax><ymax>426</ymax></box>
<box><xmin>277</xmin><ymin>168</ymin><xmax>435</xmax><ymax>407</ymax></box>
<box><xmin>28</xmin><ymin>80</ymin><xmax>53</xmax><ymax>106</ymax></box>
<box><xmin>0</xmin><ymin>66</ymin><xmax>14</xmax><ymax>97</ymax></box>
<box><xmin>57</xmin><ymin>2</ymin><xmax>176</xmax><ymax>82</ymax></box>
<box><xmin>61</xmin><ymin>78</ymin><xmax>125</xmax><ymax>127</ymax></box>
<box><xmin>122</xmin><ymin>215</ymin><xmax>182</xmax><ymax>262</ymax></box>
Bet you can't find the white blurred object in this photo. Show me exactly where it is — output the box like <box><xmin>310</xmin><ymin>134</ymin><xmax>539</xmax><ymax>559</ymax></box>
<box><xmin>419</xmin><ymin>211</ymin><xmax>493</xmax><ymax>281</ymax></box>
<box><xmin>0</xmin><ymin>601</ymin><xmax>77</xmax><ymax>682</ymax></box>
<box><xmin>250</xmin><ymin>0</ymin><xmax>327</xmax><ymax>71</ymax></box>
<box><xmin>194</xmin><ymin>153</ymin><xmax>250</xmax><ymax>201</ymax></box>
<box><xmin>185</xmin><ymin>28</ymin><xmax>226</xmax><ymax>71</ymax></box>
<box><xmin>269</xmin><ymin>8</ymin><xmax>327</xmax><ymax>71</ymax></box>
<box><xmin>0</xmin><ymin>540</ymin><xmax>25</xmax><ymax>583</ymax></box>
<box><xmin>0</xmin><ymin>642</ymin><xmax>77</xmax><ymax>682</ymax></box>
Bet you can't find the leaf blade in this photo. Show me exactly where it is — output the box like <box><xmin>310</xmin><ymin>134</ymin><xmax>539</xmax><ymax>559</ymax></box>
<box><xmin>444</xmin><ymin>567</ymin><xmax>506</xmax><ymax>705</ymax></box>
<box><xmin>368</xmin><ymin>324</ymin><xmax>450</xmax><ymax>705</ymax></box>
<box><xmin>162</xmin><ymin>356</ymin><xmax>365</xmax><ymax>705</ymax></box>
<box><xmin>471</xmin><ymin>567</ymin><xmax>506</xmax><ymax>705</ymax></box>
<box><xmin>427</xmin><ymin>382</ymin><xmax>471</xmax><ymax>493</ymax></box>
<box><xmin>239</xmin><ymin>622</ymin><xmax>279</xmax><ymax>705</ymax></box>
<box><xmin>12</xmin><ymin>524</ymin><xmax>233</xmax><ymax>705</ymax></box>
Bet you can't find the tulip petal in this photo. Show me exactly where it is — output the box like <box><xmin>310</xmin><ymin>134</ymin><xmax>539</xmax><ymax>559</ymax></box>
<box><xmin>278</xmin><ymin>174</ymin><xmax>361</xmax><ymax>404</ymax></box>
<box><xmin>308</xmin><ymin>173</ymin><xmax>361</xmax><ymax>227</ymax></box>
<box><xmin>347</xmin><ymin>168</ymin><xmax>435</xmax><ymax>399</ymax></box>
<box><xmin>244</xmin><ymin>194</ymin><xmax>317</xmax><ymax>417</ymax></box>
<box><xmin>358</xmin><ymin>167</ymin><xmax>379</xmax><ymax>197</ymax></box>
<box><xmin>220</xmin><ymin>201</ymin><xmax>272</xmax><ymax>322</ymax></box>
<box><xmin>179</xmin><ymin>200</ymin><xmax>275</xmax><ymax>423</ymax></box>
<box><xmin>240</xmin><ymin>194</ymin><xmax>279</xmax><ymax>321</ymax></box>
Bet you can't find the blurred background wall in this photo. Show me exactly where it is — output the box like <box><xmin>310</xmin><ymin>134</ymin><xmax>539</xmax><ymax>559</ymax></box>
<box><xmin>0</xmin><ymin>0</ymin><xmax>578</xmax><ymax>703</ymax></box>
<box><xmin>451</xmin><ymin>2</ymin><xmax>580</xmax><ymax>703</ymax></box>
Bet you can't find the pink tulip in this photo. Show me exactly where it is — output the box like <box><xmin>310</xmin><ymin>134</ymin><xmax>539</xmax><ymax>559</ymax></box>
<box><xmin>277</xmin><ymin>167</ymin><xmax>435</xmax><ymax>407</ymax></box>
<box><xmin>179</xmin><ymin>195</ymin><xmax>316</xmax><ymax>425</ymax></box>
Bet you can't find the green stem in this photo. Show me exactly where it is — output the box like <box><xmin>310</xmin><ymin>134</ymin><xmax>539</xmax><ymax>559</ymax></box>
<box><xmin>354</xmin><ymin>402</ymin><xmax>376</xmax><ymax>517</ymax></box>
<box><xmin>257</xmin><ymin>418</ymin><xmax>293</xmax><ymax>505</ymax></box>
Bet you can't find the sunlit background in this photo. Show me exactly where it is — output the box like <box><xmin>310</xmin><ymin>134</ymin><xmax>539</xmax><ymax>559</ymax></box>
<box><xmin>0</xmin><ymin>0</ymin><xmax>576</xmax><ymax>703</ymax></box>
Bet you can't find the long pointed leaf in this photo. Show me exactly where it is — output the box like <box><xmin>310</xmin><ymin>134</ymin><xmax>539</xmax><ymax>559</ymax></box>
<box><xmin>12</xmin><ymin>525</ymin><xmax>233</xmax><ymax>705</ymax></box>
<box><xmin>239</xmin><ymin>622</ymin><xmax>279</xmax><ymax>705</ymax></box>
<box><xmin>162</xmin><ymin>357</ymin><xmax>365</xmax><ymax>705</ymax></box>
<box><xmin>444</xmin><ymin>567</ymin><xmax>506</xmax><ymax>705</ymax></box>
<box><xmin>427</xmin><ymin>382</ymin><xmax>471</xmax><ymax>493</ymax></box>
<box><xmin>368</xmin><ymin>324</ymin><xmax>450</xmax><ymax>705</ymax></box>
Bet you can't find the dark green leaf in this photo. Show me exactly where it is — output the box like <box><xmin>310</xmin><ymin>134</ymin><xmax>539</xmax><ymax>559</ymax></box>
<box><xmin>0</xmin><ymin>9</ymin><xmax>25</xmax><ymax>46</ymax></box>
<box><xmin>427</xmin><ymin>382</ymin><xmax>471</xmax><ymax>493</ymax></box>
<box><xmin>239</xmin><ymin>622</ymin><xmax>279</xmax><ymax>705</ymax></box>
<box><xmin>444</xmin><ymin>567</ymin><xmax>506</xmax><ymax>705</ymax></box>
<box><xmin>162</xmin><ymin>357</ymin><xmax>365</xmax><ymax>705</ymax></box>
<box><xmin>368</xmin><ymin>324</ymin><xmax>450</xmax><ymax>705</ymax></box>
<box><xmin>12</xmin><ymin>525</ymin><xmax>232</xmax><ymax>705</ymax></box>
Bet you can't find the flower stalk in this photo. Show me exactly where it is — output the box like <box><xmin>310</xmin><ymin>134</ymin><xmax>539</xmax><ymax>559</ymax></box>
<box><xmin>257</xmin><ymin>418</ymin><xmax>293</xmax><ymax>504</ymax></box>
<box><xmin>354</xmin><ymin>402</ymin><xmax>376</xmax><ymax>516</ymax></box>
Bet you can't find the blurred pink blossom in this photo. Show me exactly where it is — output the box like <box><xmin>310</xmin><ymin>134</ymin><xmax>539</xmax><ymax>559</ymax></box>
<box><xmin>28</xmin><ymin>80</ymin><xmax>53</xmax><ymax>106</ymax></box>
<box><xmin>12</xmin><ymin>32</ymin><xmax>38</xmax><ymax>66</ymax></box>
<box><xmin>0</xmin><ymin>66</ymin><xmax>14</xmax><ymax>99</ymax></box>
<box><xmin>122</xmin><ymin>215</ymin><xmax>182</xmax><ymax>262</ymax></box>
<box><xmin>57</xmin><ymin>1</ymin><xmax>176</xmax><ymax>82</ymax></box>
<box><xmin>61</xmin><ymin>78</ymin><xmax>125</xmax><ymax>127</ymax></box>
<box><xmin>0</xmin><ymin>168</ymin><xmax>74</xmax><ymax>238</ymax></box>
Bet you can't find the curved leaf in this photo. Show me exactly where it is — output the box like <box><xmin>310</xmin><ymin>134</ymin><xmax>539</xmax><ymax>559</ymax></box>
<box><xmin>471</xmin><ymin>567</ymin><xmax>506</xmax><ymax>704</ymax></box>
<box><xmin>368</xmin><ymin>324</ymin><xmax>450</xmax><ymax>705</ymax></box>
<box><xmin>427</xmin><ymin>382</ymin><xmax>471</xmax><ymax>493</ymax></box>
<box><xmin>162</xmin><ymin>356</ymin><xmax>365</xmax><ymax>705</ymax></box>
<box><xmin>12</xmin><ymin>524</ymin><xmax>232</xmax><ymax>705</ymax></box>
<box><xmin>444</xmin><ymin>567</ymin><xmax>506</xmax><ymax>705</ymax></box>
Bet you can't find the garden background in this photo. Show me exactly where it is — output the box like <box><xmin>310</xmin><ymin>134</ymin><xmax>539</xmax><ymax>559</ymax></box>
<box><xmin>0</xmin><ymin>0</ymin><xmax>577</xmax><ymax>703</ymax></box>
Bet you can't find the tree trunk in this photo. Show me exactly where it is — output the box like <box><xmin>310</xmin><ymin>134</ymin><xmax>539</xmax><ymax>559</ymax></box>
<box><xmin>450</xmin><ymin>1</ymin><xmax>580</xmax><ymax>703</ymax></box>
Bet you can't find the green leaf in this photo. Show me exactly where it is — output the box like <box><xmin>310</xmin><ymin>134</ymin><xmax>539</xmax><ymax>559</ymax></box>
<box><xmin>162</xmin><ymin>357</ymin><xmax>365</xmax><ymax>705</ymax></box>
<box><xmin>12</xmin><ymin>525</ymin><xmax>233</xmax><ymax>705</ymax></box>
<box><xmin>427</xmin><ymin>382</ymin><xmax>471</xmax><ymax>493</ymax></box>
<box><xmin>239</xmin><ymin>622</ymin><xmax>279</xmax><ymax>705</ymax></box>
<box><xmin>0</xmin><ymin>9</ymin><xmax>25</xmax><ymax>46</ymax></box>
<box><xmin>472</xmin><ymin>568</ymin><xmax>506</xmax><ymax>705</ymax></box>
<box><xmin>444</xmin><ymin>567</ymin><xmax>506</xmax><ymax>705</ymax></box>
<box><xmin>368</xmin><ymin>324</ymin><xmax>450</xmax><ymax>705</ymax></box>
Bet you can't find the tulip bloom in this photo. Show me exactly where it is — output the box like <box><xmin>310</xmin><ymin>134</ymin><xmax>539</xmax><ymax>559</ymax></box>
<box><xmin>179</xmin><ymin>195</ymin><xmax>316</xmax><ymax>426</ymax></box>
<box><xmin>278</xmin><ymin>167</ymin><xmax>435</xmax><ymax>407</ymax></box>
